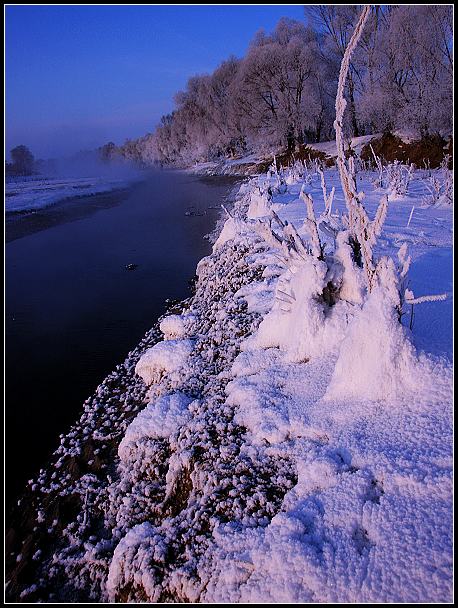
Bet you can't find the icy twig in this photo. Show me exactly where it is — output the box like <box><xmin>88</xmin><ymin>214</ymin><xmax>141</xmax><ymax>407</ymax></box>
<box><xmin>300</xmin><ymin>187</ymin><xmax>322</xmax><ymax>259</ymax></box>
<box><xmin>407</xmin><ymin>206</ymin><xmax>415</xmax><ymax>228</ymax></box>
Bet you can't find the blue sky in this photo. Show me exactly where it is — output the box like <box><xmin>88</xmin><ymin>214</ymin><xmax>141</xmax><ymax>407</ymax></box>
<box><xmin>6</xmin><ymin>5</ymin><xmax>307</xmax><ymax>159</ymax></box>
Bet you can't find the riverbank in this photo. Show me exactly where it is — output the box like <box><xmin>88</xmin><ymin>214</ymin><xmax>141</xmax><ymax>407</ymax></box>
<box><xmin>6</xmin><ymin>172</ymin><xmax>241</xmax><ymax>514</ymax></box>
<box><xmin>6</xmin><ymin>164</ymin><xmax>452</xmax><ymax>602</ymax></box>
<box><xmin>190</xmin><ymin>132</ymin><xmax>453</xmax><ymax>177</ymax></box>
<box><xmin>6</xmin><ymin>186</ymin><xmax>132</xmax><ymax>242</ymax></box>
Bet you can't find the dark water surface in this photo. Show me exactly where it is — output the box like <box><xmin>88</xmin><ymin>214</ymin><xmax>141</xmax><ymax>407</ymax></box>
<box><xmin>6</xmin><ymin>170</ymin><xmax>240</xmax><ymax>508</ymax></box>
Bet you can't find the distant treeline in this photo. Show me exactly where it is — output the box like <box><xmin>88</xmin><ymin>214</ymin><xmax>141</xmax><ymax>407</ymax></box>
<box><xmin>6</xmin><ymin>145</ymin><xmax>36</xmax><ymax>176</ymax></box>
<box><xmin>103</xmin><ymin>5</ymin><xmax>453</xmax><ymax>167</ymax></box>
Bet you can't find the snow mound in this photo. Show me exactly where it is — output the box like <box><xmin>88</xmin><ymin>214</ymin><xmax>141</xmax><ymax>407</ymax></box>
<box><xmin>246</xmin><ymin>188</ymin><xmax>271</xmax><ymax>219</ymax></box>
<box><xmin>135</xmin><ymin>339</ymin><xmax>194</xmax><ymax>385</ymax></box>
<box><xmin>106</xmin><ymin>522</ymin><xmax>165</xmax><ymax>602</ymax></box>
<box><xmin>243</xmin><ymin>256</ymin><xmax>350</xmax><ymax>362</ymax></box>
<box><xmin>325</xmin><ymin>258</ymin><xmax>420</xmax><ymax>401</ymax></box>
<box><xmin>118</xmin><ymin>392</ymin><xmax>194</xmax><ymax>460</ymax></box>
<box><xmin>212</xmin><ymin>216</ymin><xmax>247</xmax><ymax>251</ymax></box>
<box><xmin>159</xmin><ymin>314</ymin><xmax>195</xmax><ymax>340</ymax></box>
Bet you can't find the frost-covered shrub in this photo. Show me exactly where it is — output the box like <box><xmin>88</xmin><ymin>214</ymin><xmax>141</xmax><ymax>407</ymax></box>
<box><xmin>243</xmin><ymin>253</ymin><xmax>351</xmax><ymax>362</ymax></box>
<box><xmin>422</xmin><ymin>167</ymin><xmax>453</xmax><ymax>206</ymax></box>
<box><xmin>386</xmin><ymin>160</ymin><xmax>414</xmax><ymax>198</ymax></box>
<box><xmin>266</xmin><ymin>157</ymin><xmax>288</xmax><ymax>194</ymax></box>
<box><xmin>246</xmin><ymin>5</ymin><xmax>446</xmax><ymax>397</ymax></box>
<box><xmin>325</xmin><ymin>257</ymin><xmax>419</xmax><ymax>400</ymax></box>
<box><xmin>246</xmin><ymin>186</ymin><xmax>272</xmax><ymax>219</ymax></box>
<box><xmin>369</xmin><ymin>144</ymin><xmax>385</xmax><ymax>189</ymax></box>
<box><xmin>284</xmin><ymin>159</ymin><xmax>307</xmax><ymax>185</ymax></box>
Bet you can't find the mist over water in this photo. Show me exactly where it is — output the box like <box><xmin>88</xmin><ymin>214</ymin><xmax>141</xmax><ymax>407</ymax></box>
<box><xmin>6</xmin><ymin>150</ymin><xmax>146</xmax><ymax>215</ymax></box>
<box><xmin>37</xmin><ymin>151</ymin><xmax>144</xmax><ymax>180</ymax></box>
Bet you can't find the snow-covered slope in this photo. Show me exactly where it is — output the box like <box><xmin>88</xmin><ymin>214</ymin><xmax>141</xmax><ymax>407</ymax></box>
<box><xmin>308</xmin><ymin>133</ymin><xmax>381</xmax><ymax>159</ymax></box>
<box><xmin>197</xmin><ymin>165</ymin><xmax>452</xmax><ymax>602</ymax></box>
<box><xmin>8</xmin><ymin>162</ymin><xmax>452</xmax><ymax>603</ymax></box>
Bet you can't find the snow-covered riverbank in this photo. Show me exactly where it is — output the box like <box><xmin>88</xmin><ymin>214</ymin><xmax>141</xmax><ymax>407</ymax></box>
<box><xmin>5</xmin><ymin>174</ymin><xmax>144</xmax><ymax>214</ymax></box>
<box><xmin>6</xmin><ymin>159</ymin><xmax>452</xmax><ymax>602</ymax></box>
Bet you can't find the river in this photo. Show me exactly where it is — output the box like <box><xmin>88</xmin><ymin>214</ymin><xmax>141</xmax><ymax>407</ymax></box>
<box><xmin>5</xmin><ymin>170</ymin><xmax>240</xmax><ymax>509</ymax></box>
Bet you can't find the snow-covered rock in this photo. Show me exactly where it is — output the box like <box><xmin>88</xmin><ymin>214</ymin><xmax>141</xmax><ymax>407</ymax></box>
<box><xmin>135</xmin><ymin>339</ymin><xmax>194</xmax><ymax>385</ymax></box>
<box><xmin>118</xmin><ymin>392</ymin><xmax>194</xmax><ymax>460</ymax></box>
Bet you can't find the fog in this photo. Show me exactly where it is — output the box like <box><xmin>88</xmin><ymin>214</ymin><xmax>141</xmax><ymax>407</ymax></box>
<box><xmin>35</xmin><ymin>149</ymin><xmax>145</xmax><ymax>181</ymax></box>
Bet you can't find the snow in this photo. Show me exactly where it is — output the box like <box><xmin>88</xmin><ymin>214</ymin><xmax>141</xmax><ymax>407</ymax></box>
<box><xmin>159</xmin><ymin>314</ymin><xmax>195</xmax><ymax>340</ymax></box>
<box><xmin>199</xmin><ymin>165</ymin><xmax>452</xmax><ymax>602</ymax></box>
<box><xmin>106</xmin><ymin>521</ymin><xmax>165</xmax><ymax>602</ymax></box>
<box><xmin>5</xmin><ymin>175</ymin><xmax>137</xmax><ymax>213</ymax></box>
<box><xmin>122</xmin><ymin>164</ymin><xmax>452</xmax><ymax>602</ymax></box>
<box><xmin>325</xmin><ymin>270</ymin><xmax>422</xmax><ymax>401</ymax></box>
<box><xmin>18</xmin><ymin>158</ymin><xmax>452</xmax><ymax>603</ymax></box>
<box><xmin>308</xmin><ymin>133</ymin><xmax>381</xmax><ymax>159</ymax></box>
<box><xmin>134</xmin><ymin>339</ymin><xmax>194</xmax><ymax>385</ymax></box>
<box><xmin>246</xmin><ymin>187</ymin><xmax>272</xmax><ymax>219</ymax></box>
<box><xmin>212</xmin><ymin>216</ymin><xmax>247</xmax><ymax>251</ymax></box>
<box><xmin>118</xmin><ymin>392</ymin><xmax>194</xmax><ymax>460</ymax></box>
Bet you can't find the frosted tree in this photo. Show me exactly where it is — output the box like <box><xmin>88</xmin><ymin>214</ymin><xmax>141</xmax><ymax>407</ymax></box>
<box><xmin>359</xmin><ymin>5</ymin><xmax>453</xmax><ymax>137</ymax></box>
<box><xmin>231</xmin><ymin>18</ymin><xmax>331</xmax><ymax>151</ymax></box>
<box><xmin>150</xmin><ymin>6</ymin><xmax>452</xmax><ymax>164</ymax></box>
<box><xmin>10</xmin><ymin>145</ymin><xmax>35</xmax><ymax>175</ymax></box>
<box><xmin>306</xmin><ymin>5</ymin><xmax>366</xmax><ymax>137</ymax></box>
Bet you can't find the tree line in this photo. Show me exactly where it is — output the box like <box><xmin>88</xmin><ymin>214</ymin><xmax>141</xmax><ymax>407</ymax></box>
<box><xmin>11</xmin><ymin>6</ymin><xmax>451</xmax><ymax>172</ymax></box>
<box><xmin>142</xmin><ymin>5</ymin><xmax>451</xmax><ymax>166</ymax></box>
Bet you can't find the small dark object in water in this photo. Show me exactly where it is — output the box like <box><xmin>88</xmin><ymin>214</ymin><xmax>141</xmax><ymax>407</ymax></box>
<box><xmin>185</xmin><ymin>209</ymin><xmax>205</xmax><ymax>217</ymax></box>
<box><xmin>125</xmin><ymin>263</ymin><xmax>138</xmax><ymax>271</ymax></box>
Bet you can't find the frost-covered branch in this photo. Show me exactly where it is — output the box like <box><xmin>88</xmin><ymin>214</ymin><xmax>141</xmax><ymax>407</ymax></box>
<box><xmin>300</xmin><ymin>187</ymin><xmax>323</xmax><ymax>259</ymax></box>
<box><xmin>334</xmin><ymin>5</ymin><xmax>371</xmax><ymax>227</ymax></box>
<box><xmin>405</xmin><ymin>291</ymin><xmax>447</xmax><ymax>305</ymax></box>
<box><xmin>317</xmin><ymin>165</ymin><xmax>335</xmax><ymax>216</ymax></box>
<box><xmin>334</xmin><ymin>5</ymin><xmax>383</xmax><ymax>292</ymax></box>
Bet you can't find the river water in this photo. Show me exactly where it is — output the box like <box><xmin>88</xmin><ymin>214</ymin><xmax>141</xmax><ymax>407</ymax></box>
<box><xmin>5</xmin><ymin>170</ymin><xmax>240</xmax><ymax>507</ymax></box>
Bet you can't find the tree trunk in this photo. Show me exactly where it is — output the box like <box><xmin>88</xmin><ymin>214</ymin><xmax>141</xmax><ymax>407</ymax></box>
<box><xmin>286</xmin><ymin>125</ymin><xmax>295</xmax><ymax>152</ymax></box>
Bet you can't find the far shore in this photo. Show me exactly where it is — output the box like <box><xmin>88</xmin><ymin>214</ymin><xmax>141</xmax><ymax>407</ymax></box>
<box><xmin>5</xmin><ymin>186</ymin><xmax>134</xmax><ymax>243</ymax></box>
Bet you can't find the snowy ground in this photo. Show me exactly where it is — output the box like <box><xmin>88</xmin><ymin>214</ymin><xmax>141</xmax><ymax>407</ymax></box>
<box><xmin>192</xmin><ymin>153</ymin><xmax>271</xmax><ymax>177</ymax></box>
<box><xmin>307</xmin><ymin>133</ymin><xmax>381</xmax><ymax>158</ymax></box>
<box><xmin>5</xmin><ymin>175</ymin><xmax>139</xmax><ymax>213</ymax></box>
<box><xmin>7</xmin><ymin>162</ymin><xmax>452</xmax><ymax>603</ymax></box>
